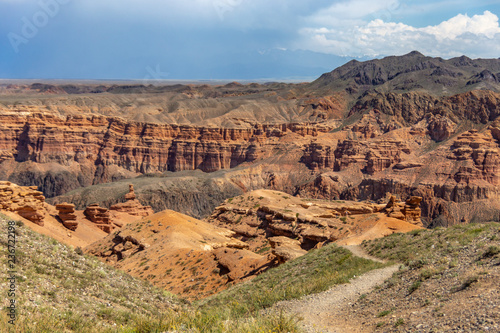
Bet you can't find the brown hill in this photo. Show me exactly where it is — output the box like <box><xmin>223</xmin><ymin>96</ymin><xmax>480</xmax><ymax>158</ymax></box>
<box><xmin>85</xmin><ymin>209</ymin><xmax>272</xmax><ymax>300</ymax></box>
<box><xmin>84</xmin><ymin>189</ymin><xmax>422</xmax><ymax>300</ymax></box>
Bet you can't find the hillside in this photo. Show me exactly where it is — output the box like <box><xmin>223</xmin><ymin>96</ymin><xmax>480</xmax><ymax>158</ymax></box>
<box><xmin>85</xmin><ymin>209</ymin><xmax>269</xmax><ymax>300</ymax></box>
<box><xmin>3</xmin><ymin>206</ymin><xmax>498</xmax><ymax>332</ymax></box>
<box><xmin>347</xmin><ymin>222</ymin><xmax>500</xmax><ymax>332</ymax></box>
<box><xmin>0</xmin><ymin>213</ymin><xmax>306</xmax><ymax>333</ymax></box>
<box><xmin>0</xmin><ymin>213</ymin><xmax>181</xmax><ymax>332</ymax></box>
<box><xmin>0</xmin><ymin>211</ymin><xmax>390</xmax><ymax>333</ymax></box>
<box><xmin>85</xmin><ymin>188</ymin><xmax>423</xmax><ymax>300</ymax></box>
<box><xmin>198</xmin><ymin>222</ymin><xmax>500</xmax><ymax>332</ymax></box>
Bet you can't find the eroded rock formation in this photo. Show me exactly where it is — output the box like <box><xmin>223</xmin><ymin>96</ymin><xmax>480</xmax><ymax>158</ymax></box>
<box><xmin>109</xmin><ymin>184</ymin><xmax>154</xmax><ymax>217</ymax></box>
<box><xmin>0</xmin><ymin>181</ymin><xmax>46</xmax><ymax>225</ymax></box>
<box><xmin>302</xmin><ymin>139</ymin><xmax>410</xmax><ymax>174</ymax></box>
<box><xmin>208</xmin><ymin>189</ymin><xmax>422</xmax><ymax>252</ymax></box>
<box><xmin>0</xmin><ymin>113</ymin><xmax>331</xmax><ymax>197</ymax></box>
<box><xmin>268</xmin><ymin>236</ymin><xmax>307</xmax><ymax>263</ymax></box>
<box><xmin>55</xmin><ymin>202</ymin><xmax>78</xmax><ymax>231</ymax></box>
<box><xmin>84</xmin><ymin>204</ymin><xmax>113</xmax><ymax>233</ymax></box>
<box><xmin>383</xmin><ymin>195</ymin><xmax>423</xmax><ymax>227</ymax></box>
<box><xmin>86</xmin><ymin>209</ymin><xmax>268</xmax><ymax>299</ymax></box>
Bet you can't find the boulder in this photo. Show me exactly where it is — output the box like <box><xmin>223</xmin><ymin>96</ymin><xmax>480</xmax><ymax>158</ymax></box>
<box><xmin>269</xmin><ymin>236</ymin><xmax>307</xmax><ymax>263</ymax></box>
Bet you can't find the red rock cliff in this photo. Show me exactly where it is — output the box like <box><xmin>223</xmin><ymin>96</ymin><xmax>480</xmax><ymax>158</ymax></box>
<box><xmin>0</xmin><ymin>113</ymin><xmax>328</xmax><ymax>196</ymax></box>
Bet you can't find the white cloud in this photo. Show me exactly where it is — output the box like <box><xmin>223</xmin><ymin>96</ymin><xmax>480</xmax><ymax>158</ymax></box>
<box><xmin>308</xmin><ymin>0</ymin><xmax>400</xmax><ymax>26</ymax></box>
<box><xmin>298</xmin><ymin>10</ymin><xmax>500</xmax><ymax>58</ymax></box>
<box><xmin>422</xmin><ymin>11</ymin><xmax>500</xmax><ymax>39</ymax></box>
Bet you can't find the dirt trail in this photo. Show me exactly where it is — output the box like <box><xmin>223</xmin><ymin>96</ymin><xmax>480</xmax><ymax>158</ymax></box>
<box><xmin>271</xmin><ymin>245</ymin><xmax>399</xmax><ymax>333</ymax></box>
<box><xmin>339</xmin><ymin>245</ymin><xmax>386</xmax><ymax>263</ymax></box>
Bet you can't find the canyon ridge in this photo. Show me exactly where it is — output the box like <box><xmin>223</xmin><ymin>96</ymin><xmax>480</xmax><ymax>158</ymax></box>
<box><xmin>2</xmin><ymin>52</ymin><xmax>500</xmax><ymax>227</ymax></box>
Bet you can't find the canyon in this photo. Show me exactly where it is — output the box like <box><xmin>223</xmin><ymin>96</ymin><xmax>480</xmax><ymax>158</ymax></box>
<box><xmin>2</xmin><ymin>52</ymin><xmax>500</xmax><ymax>229</ymax></box>
<box><xmin>2</xmin><ymin>51</ymin><xmax>500</xmax><ymax>309</ymax></box>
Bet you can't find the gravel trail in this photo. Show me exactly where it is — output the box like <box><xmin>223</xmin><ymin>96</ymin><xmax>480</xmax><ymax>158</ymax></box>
<box><xmin>271</xmin><ymin>245</ymin><xmax>398</xmax><ymax>333</ymax></box>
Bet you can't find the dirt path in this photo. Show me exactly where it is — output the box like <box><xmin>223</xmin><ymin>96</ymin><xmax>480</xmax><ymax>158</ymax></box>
<box><xmin>339</xmin><ymin>245</ymin><xmax>386</xmax><ymax>263</ymax></box>
<box><xmin>271</xmin><ymin>245</ymin><xmax>399</xmax><ymax>333</ymax></box>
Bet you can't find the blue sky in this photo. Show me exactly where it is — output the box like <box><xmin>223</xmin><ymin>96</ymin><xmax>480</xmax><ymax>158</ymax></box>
<box><xmin>1</xmin><ymin>0</ymin><xmax>500</xmax><ymax>80</ymax></box>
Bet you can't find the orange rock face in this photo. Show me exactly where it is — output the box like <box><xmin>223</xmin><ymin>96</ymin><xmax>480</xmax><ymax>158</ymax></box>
<box><xmin>447</xmin><ymin>130</ymin><xmax>500</xmax><ymax>185</ymax></box>
<box><xmin>0</xmin><ymin>181</ymin><xmax>46</xmax><ymax>225</ymax></box>
<box><xmin>86</xmin><ymin>209</ymin><xmax>268</xmax><ymax>299</ymax></box>
<box><xmin>0</xmin><ymin>113</ymin><xmax>330</xmax><ymax>197</ymax></box>
<box><xmin>55</xmin><ymin>202</ymin><xmax>78</xmax><ymax>231</ymax></box>
<box><xmin>84</xmin><ymin>204</ymin><xmax>113</xmax><ymax>233</ymax></box>
<box><xmin>383</xmin><ymin>195</ymin><xmax>423</xmax><ymax>227</ymax></box>
<box><xmin>208</xmin><ymin>190</ymin><xmax>423</xmax><ymax>253</ymax></box>
<box><xmin>302</xmin><ymin>139</ymin><xmax>410</xmax><ymax>174</ymax></box>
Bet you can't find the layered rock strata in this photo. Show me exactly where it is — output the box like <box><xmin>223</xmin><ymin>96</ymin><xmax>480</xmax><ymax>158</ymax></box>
<box><xmin>268</xmin><ymin>236</ymin><xmax>308</xmax><ymax>263</ymax></box>
<box><xmin>0</xmin><ymin>112</ymin><xmax>330</xmax><ymax>197</ymax></box>
<box><xmin>0</xmin><ymin>181</ymin><xmax>45</xmax><ymax>225</ymax></box>
<box><xmin>208</xmin><ymin>190</ymin><xmax>423</xmax><ymax>252</ymax></box>
<box><xmin>55</xmin><ymin>202</ymin><xmax>78</xmax><ymax>231</ymax></box>
<box><xmin>84</xmin><ymin>204</ymin><xmax>113</xmax><ymax>233</ymax></box>
<box><xmin>302</xmin><ymin>139</ymin><xmax>410</xmax><ymax>174</ymax></box>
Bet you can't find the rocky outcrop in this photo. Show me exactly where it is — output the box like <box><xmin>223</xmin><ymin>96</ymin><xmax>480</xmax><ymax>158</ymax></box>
<box><xmin>294</xmin><ymin>172</ymin><xmax>345</xmax><ymax>201</ymax></box>
<box><xmin>109</xmin><ymin>184</ymin><xmax>154</xmax><ymax>217</ymax></box>
<box><xmin>383</xmin><ymin>195</ymin><xmax>423</xmax><ymax>227</ymax></box>
<box><xmin>447</xmin><ymin>130</ymin><xmax>500</xmax><ymax>185</ymax></box>
<box><xmin>84</xmin><ymin>204</ymin><xmax>113</xmax><ymax>233</ymax></box>
<box><xmin>55</xmin><ymin>202</ymin><xmax>78</xmax><ymax>231</ymax></box>
<box><xmin>300</xmin><ymin>142</ymin><xmax>336</xmax><ymax>170</ymax></box>
<box><xmin>268</xmin><ymin>236</ymin><xmax>307</xmax><ymax>263</ymax></box>
<box><xmin>355</xmin><ymin>178</ymin><xmax>500</xmax><ymax>227</ymax></box>
<box><xmin>86</xmin><ymin>209</ymin><xmax>268</xmax><ymax>299</ymax></box>
<box><xmin>350</xmin><ymin>90</ymin><xmax>500</xmax><ymax>126</ymax></box>
<box><xmin>0</xmin><ymin>181</ymin><xmax>46</xmax><ymax>225</ymax></box>
<box><xmin>208</xmin><ymin>190</ymin><xmax>423</xmax><ymax>252</ymax></box>
<box><xmin>208</xmin><ymin>190</ymin><xmax>424</xmax><ymax>265</ymax></box>
<box><xmin>403</xmin><ymin>196</ymin><xmax>423</xmax><ymax>226</ymax></box>
<box><xmin>426</xmin><ymin>114</ymin><xmax>456</xmax><ymax>141</ymax></box>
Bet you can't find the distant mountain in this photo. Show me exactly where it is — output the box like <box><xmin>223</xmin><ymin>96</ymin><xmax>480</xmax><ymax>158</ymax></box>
<box><xmin>309</xmin><ymin>51</ymin><xmax>500</xmax><ymax>96</ymax></box>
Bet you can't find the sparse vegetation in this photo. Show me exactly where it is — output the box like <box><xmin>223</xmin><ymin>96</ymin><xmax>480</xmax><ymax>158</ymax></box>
<box><xmin>198</xmin><ymin>244</ymin><xmax>387</xmax><ymax>318</ymax></box>
<box><xmin>377</xmin><ymin>310</ymin><xmax>392</xmax><ymax>318</ymax></box>
<box><xmin>358</xmin><ymin>222</ymin><xmax>500</xmax><ymax>332</ymax></box>
<box><xmin>0</xmin><ymin>215</ymin><xmax>303</xmax><ymax>333</ymax></box>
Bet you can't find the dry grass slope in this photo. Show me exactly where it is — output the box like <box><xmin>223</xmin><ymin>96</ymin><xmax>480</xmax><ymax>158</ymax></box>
<box><xmin>0</xmin><ymin>213</ymin><xmax>182</xmax><ymax>333</ymax></box>
<box><xmin>198</xmin><ymin>244</ymin><xmax>387</xmax><ymax>318</ymax></box>
<box><xmin>0</xmin><ymin>213</ymin><xmax>312</xmax><ymax>332</ymax></box>
<box><xmin>353</xmin><ymin>222</ymin><xmax>500</xmax><ymax>332</ymax></box>
<box><xmin>0</xmin><ymin>212</ymin><xmax>393</xmax><ymax>333</ymax></box>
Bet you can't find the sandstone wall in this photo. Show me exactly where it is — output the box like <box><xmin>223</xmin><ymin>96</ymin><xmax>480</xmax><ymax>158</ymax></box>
<box><xmin>0</xmin><ymin>113</ymin><xmax>327</xmax><ymax>197</ymax></box>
